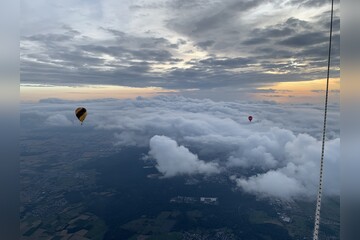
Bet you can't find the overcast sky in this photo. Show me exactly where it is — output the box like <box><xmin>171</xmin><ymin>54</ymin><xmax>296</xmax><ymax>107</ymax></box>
<box><xmin>20</xmin><ymin>0</ymin><xmax>340</xmax><ymax>102</ymax></box>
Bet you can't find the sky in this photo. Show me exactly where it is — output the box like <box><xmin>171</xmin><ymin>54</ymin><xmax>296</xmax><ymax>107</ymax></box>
<box><xmin>20</xmin><ymin>0</ymin><xmax>341</xmax><ymax>201</ymax></box>
<box><xmin>20</xmin><ymin>0</ymin><xmax>340</xmax><ymax>103</ymax></box>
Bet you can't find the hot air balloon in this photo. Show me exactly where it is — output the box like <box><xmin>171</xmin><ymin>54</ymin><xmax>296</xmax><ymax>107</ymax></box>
<box><xmin>75</xmin><ymin>107</ymin><xmax>87</xmax><ymax>125</ymax></box>
<box><xmin>248</xmin><ymin>116</ymin><xmax>253</xmax><ymax>122</ymax></box>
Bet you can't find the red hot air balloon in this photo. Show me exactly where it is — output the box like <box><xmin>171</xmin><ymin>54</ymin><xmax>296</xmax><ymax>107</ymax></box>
<box><xmin>248</xmin><ymin>116</ymin><xmax>253</xmax><ymax>122</ymax></box>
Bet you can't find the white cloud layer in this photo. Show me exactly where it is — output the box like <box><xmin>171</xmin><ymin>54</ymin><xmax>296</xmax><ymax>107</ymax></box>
<box><xmin>232</xmin><ymin>136</ymin><xmax>339</xmax><ymax>200</ymax></box>
<box><xmin>149</xmin><ymin>135</ymin><xmax>220</xmax><ymax>177</ymax></box>
<box><xmin>45</xmin><ymin>113</ymin><xmax>73</xmax><ymax>126</ymax></box>
<box><xmin>21</xmin><ymin>96</ymin><xmax>340</xmax><ymax>200</ymax></box>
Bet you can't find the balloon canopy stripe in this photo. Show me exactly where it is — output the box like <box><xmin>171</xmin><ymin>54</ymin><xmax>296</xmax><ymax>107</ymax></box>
<box><xmin>75</xmin><ymin>107</ymin><xmax>87</xmax><ymax>123</ymax></box>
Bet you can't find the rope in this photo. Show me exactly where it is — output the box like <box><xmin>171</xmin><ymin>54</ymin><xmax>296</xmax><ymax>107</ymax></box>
<box><xmin>312</xmin><ymin>0</ymin><xmax>334</xmax><ymax>239</ymax></box>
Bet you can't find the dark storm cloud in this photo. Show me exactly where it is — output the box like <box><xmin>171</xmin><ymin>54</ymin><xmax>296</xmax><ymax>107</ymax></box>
<box><xmin>295</xmin><ymin>32</ymin><xmax>340</xmax><ymax>71</ymax></box>
<box><xmin>251</xmin><ymin>47</ymin><xmax>294</xmax><ymax>59</ymax></box>
<box><xmin>315</xmin><ymin>8</ymin><xmax>340</xmax><ymax>32</ymax></box>
<box><xmin>311</xmin><ymin>89</ymin><xmax>340</xmax><ymax>93</ymax></box>
<box><xmin>258</xmin><ymin>27</ymin><xmax>295</xmax><ymax>38</ymax></box>
<box><xmin>260</xmin><ymin>61</ymin><xmax>298</xmax><ymax>72</ymax></box>
<box><xmin>196</xmin><ymin>40</ymin><xmax>215</xmax><ymax>50</ymax></box>
<box><xmin>24</xmin><ymin>33</ymin><xmax>74</xmax><ymax>43</ymax></box>
<box><xmin>102</xmin><ymin>27</ymin><xmax>176</xmax><ymax>50</ymax></box>
<box><xmin>284</xmin><ymin>17</ymin><xmax>312</xmax><ymax>29</ymax></box>
<box><xmin>279</xmin><ymin>32</ymin><xmax>327</xmax><ymax>47</ymax></box>
<box><xmin>21</xmin><ymin>27</ymin><xmax>182</xmax><ymax>87</ymax></box>
<box><xmin>290</xmin><ymin>0</ymin><xmax>339</xmax><ymax>8</ymax></box>
<box><xmin>298</xmin><ymin>44</ymin><xmax>329</xmax><ymax>58</ymax></box>
<box><xmin>243</xmin><ymin>17</ymin><xmax>312</xmax><ymax>47</ymax></box>
<box><xmin>248</xmin><ymin>88</ymin><xmax>276</xmax><ymax>93</ymax></box>
<box><xmin>165</xmin><ymin>0</ymin><xmax>215</xmax><ymax>10</ymax></box>
<box><xmin>242</xmin><ymin>16</ymin><xmax>328</xmax><ymax>55</ymax></box>
<box><xmin>21</xmin><ymin>58</ymin><xmax>157</xmax><ymax>87</ymax></box>
<box><xmin>242</xmin><ymin>37</ymin><xmax>269</xmax><ymax>45</ymax></box>
<box><xmin>21</xmin><ymin>52</ymin><xmax>328</xmax><ymax>90</ymax></box>
<box><xmin>130</xmin><ymin>49</ymin><xmax>173</xmax><ymax>62</ymax></box>
<box><xmin>166</xmin><ymin>0</ymin><xmax>265</xmax><ymax>39</ymax></box>
<box><xmin>198</xmin><ymin>57</ymin><xmax>255</xmax><ymax>68</ymax></box>
<box><xmin>50</xmin><ymin>51</ymin><xmax>105</xmax><ymax>66</ymax></box>
<box><xmin>80</xmin><ymin>44</ymin><xmax>174</xmax><ymax>62</ymax></box>
<box><xmin>241</xmin><ymin>18</ymin><xmax>306</xmax><ymax>47</ymax></box>
<box><xmin>23</xmin><ymin>26</ymin><xmax>81</xmax><ymax>44</ymax></box>
<box><xmin>24</xmin><ymin>22</ymin><xmax>321</xmax><ymax>89</ymax></box>
<box><xmin>247</xmin><ymin>21</ymin><xmax>297</xmax><ymax>40</ymax></box>
<box><xmin>101</xmin><ymin>28</ymin><xmax>126</xmax><ymax>38</ymax></box>
<box><xmin>21</xmin><ymin>26</ymin><xmax>178</xmax><ymax>72</ymax></box>
<box><xmin>238</xmin><ymin>11</ymin><xmax>340</xmax><ymax>77</ymax></box>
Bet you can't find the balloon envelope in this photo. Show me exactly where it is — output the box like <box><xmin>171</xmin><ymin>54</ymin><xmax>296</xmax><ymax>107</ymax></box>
<box><xmin>248</xmin><ymin>116</ymin><xmax>253</xmax><ymax>122</ymax></box>
<box><xmin>75</xmin><ymin>107</ymin><xmax>87</xmax><ymax>124</ymax></box>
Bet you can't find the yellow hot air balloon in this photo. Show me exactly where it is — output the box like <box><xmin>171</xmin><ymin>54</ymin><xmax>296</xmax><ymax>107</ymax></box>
<box><xmin>75</xmin><ymin>107</ymin><xmax>87</xmax><ymax>125</ymax></box>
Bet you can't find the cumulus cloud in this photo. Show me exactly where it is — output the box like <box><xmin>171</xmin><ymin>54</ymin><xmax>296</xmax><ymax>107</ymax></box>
<box><xmin>45</xmin><ymin>113</ymin><xmax>73</xmax><ymax>126</ymax></box>
<box><xmin>21</xmin><ymin>96</ymin><xmax>340</xmax><ymax>200</ymax></box>
<box><xmin>148</xmin><ymin>135</ymin><xmax>220</xmax><ymax>177</ymax></box>
<box><xmin>225</xmin><ymin>127</ymin><xmax>296</xmax><ymax>170</ymax></box>
<box><xmin>232</xmin><ymin>136</ymin><xmax>339</xmax><ymax>200</ymax></box>
<box><xmin>233</xmin><ymin>171</ymin><xmax>307</xmax><ymax>200</ymax></box>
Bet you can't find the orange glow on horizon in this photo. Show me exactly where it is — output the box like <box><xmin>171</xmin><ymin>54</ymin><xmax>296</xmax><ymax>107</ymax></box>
<box><xmin>269</xmin><ymin>78</ymin><xmax>340</xmax><ymax>91</ymax></box>
<box><xmin>255</xmin><ymin>78</ymin><xmax>340</xmax><ymax>103</ymax></box>
<box><xmin>20</xmin><ymin>84</ymin><xmax>178</xmax><ymax>102</ymax></box>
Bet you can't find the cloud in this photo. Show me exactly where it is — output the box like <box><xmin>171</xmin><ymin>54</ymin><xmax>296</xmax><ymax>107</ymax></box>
<box><xmin>231</xmin><ymin>135</ymin><xmax>339</xmax><ymax>200</ymax></box>
<box><xmin>198</xmin><ymin>57</ymin><xmax>254</xmax><ymax>68</ymax></box>
<box><xmin>196</xmin><ymin>40</ymin><xmax>215</xmax><ymax>50</ymax></box>
<box><xmin>21</xmin><ymin>96</ymin><xmax>340</xmax><ymax>200</ymax></box>
<box><xmin>279</xmin><ymin>32</ymin><xmax>327</xmax><ymax>47</ymax></box>
<box><xmin>233</xmin><ymin>171</ymin><xmax>306</xmax><ymax>200</ymax></box>
<box><xmin>45</xmin><ymin>113</ymin><xmax>73</xmax><ymax>126</ymax></box>
<box><xmin>225</xmin><ymin>127</ymin><xmax>296</xmax><ymax>170</ymax></box>
<box><xmin>148</xmin><ymin>135</ymin><xmax>220</xmax><ymax>177</ymax></box>
<box><xmin>20</xmin><ymin>0</ymin><xmax>340</xmax><ymax>91</ymax></box>
<box><xmin>290</xmin><ymin>0</ymin><xmax>338</xmax><ymax>8</ymax></box>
